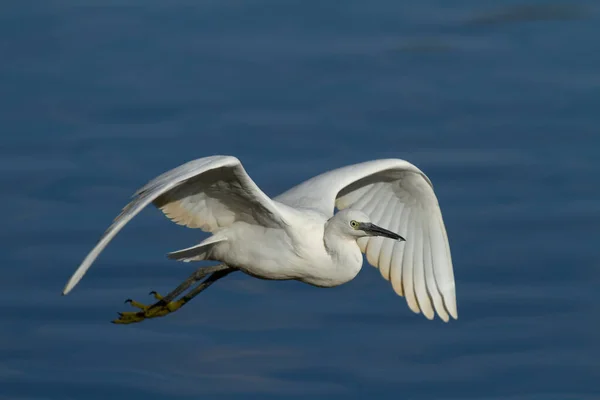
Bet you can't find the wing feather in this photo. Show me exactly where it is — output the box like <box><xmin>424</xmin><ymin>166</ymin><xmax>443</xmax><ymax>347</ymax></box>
<box><xmin>412</xmin><ymin>218</ymin><xmax>434</xmax><ymax>320</ymax></box>
<box><xmin>377</xmin><ymin>200</ymin><xmax>404</xmax><ymax>281</ymax></box>
<box><xmin>390</xmin><ymin>207</ymin><xmax>411</xmax><ymax>297</ymax></box>
<box><xmin>401</xmin><ymin>209</ymin><xmax>419</xmax><ymax>314</ymax></box>
<box><xmin>277</xmin><ymin>158</ymin><xmax>457</xmax><ymax>321</ymax></box>
<box><xmin>431</xmin><ymin>214</ymin><xmax>458</xmax><ymax>318</ymax></box>
<box><xmin>63</xmin><ymin>156</ymin><xmax>287</xmax><ymax>295</ymax></box>
<box><xmin>424</xmin><ymin>219</ymin><xmax>450</xmax><ymax>322</ymax></box>
<box><xmin>365</xmin><ymin>190</ymin><xmax>395</xmax><ymax>266</ymax></box>
<box><xmin>356</xmin><ymin>184</ymin><xmax>387</xmax><ymax>253</ymax></box>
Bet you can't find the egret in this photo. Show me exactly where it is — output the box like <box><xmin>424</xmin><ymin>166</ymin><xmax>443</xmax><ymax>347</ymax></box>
<box><xmin>62</xmin><ymin>156</ymin><xmax>457</xmax><ymax>324</ymax></box>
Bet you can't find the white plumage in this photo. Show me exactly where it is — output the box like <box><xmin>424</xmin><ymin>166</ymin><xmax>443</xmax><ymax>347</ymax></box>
<box><xmin>63</xmin><ymin>155</ymin><xmax>457</xmax><ymax>322</ymax></box>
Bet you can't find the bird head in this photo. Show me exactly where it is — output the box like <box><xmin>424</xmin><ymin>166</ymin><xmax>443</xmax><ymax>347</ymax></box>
<box><xmin>330</xmin><ymin>209</ymin><xmax>405</xmax><ymax>241</ymax></box>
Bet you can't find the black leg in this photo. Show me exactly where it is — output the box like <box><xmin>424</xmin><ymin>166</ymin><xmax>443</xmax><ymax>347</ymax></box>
<box><xmin>169</xmin><ymin>268</ymin><xmax>236</xmax><ymax>309</ymax></box>
<box><xmin>112</xmin><ymin>264</ymin><xmax>235</xmax><ymax>324</ymax></box>
<box><xmin>147</xmin><ymin>264</ymin><xmax>231</xmax><ymax>309</ymax></box>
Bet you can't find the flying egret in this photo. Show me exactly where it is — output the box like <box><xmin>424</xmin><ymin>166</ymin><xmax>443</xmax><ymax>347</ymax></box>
<box><xmin>62</xmin><ymin>156</ymin><xmax>457</xmax><ymax>324</ymax></box>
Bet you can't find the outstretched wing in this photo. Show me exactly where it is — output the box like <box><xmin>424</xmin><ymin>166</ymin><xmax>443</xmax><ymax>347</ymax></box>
<box><xmin>63</xmin><ymin>155</ymin><xmax>287</xmax><ymax>295</ymax></box>
<box><xmin>276</xmin><ymin>159</ymin><xmax>457</xmax><ymax>322</ymax></box>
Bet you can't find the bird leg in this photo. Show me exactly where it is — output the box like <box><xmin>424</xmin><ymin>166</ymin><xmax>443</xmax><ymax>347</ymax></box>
<box><xmin>112</xmin><ymin>264</ymin><xmax>235</xmax><ymax>324</ymax></box>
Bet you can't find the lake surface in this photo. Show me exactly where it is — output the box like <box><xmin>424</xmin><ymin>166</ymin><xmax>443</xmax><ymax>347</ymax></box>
<box><xmin>1</xmin><ymin>1</ymin><xmax>599</xmax><ymax>399</ymax></box>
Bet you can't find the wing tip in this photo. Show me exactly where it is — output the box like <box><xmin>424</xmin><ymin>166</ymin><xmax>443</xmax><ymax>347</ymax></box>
<box><xmin>407</xmin><ymin>300</ymin><xmax>421</xmax><ymax>315</ymax></box>
<box><xmin>438</xmin><ymin>310</ymin><xmax>451</xmax><ymax>322</ymax></box>
<box><xmin>449</xmin><ymin>307</ymin><xmax>458</xmax><ymax>320</ymax></box>
<box><xmin>62</xmin><ymin>278</ymin><xmax>77</xmax><ymax>296</ymax></box>
<box><xmin>436</xmin><ymin>307</ymin><xmax>457</xmax><ymax>323</ymax></box>
<box><xmin>62</xmin><ymin>259</ymin><xmax>93</xmax><ymax>296</ymax></box>
<box><xmin>418</xmin><ymin>309</ymin><xmax>458</xmax><ymax>323</ymax></box>
<box><xmin>423</xmin><ymin>309</ymin><xmax>435</xmax><ymax>320</ymax></box>
<box><xmin>419</xmin><ymin>297</ymin><xmax>435</xmax><ymax>320</ymax></box>
<box><xmin>443</xmin><ymin>292</ymin><xmax>458</xmax><ymax>320</ymax></box>
<box><xmin>441</xmin><ymin>304</ymin><xmax>458</xmax><ymax>322</ymax></box>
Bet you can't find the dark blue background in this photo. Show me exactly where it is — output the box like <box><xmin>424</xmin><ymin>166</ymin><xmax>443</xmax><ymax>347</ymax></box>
<box><xmin>1</xmin><ymin>1</ymin><xmax>599</xmax><ymax>399</ymax></box>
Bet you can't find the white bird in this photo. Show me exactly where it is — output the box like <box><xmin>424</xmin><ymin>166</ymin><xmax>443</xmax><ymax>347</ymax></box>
<box><xmin>62</xmin><ymin>155</ymin><xmax>457</xmax><ymax>324</ymax></box>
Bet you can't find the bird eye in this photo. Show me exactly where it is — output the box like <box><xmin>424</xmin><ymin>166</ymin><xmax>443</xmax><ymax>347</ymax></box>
<box><xmin>350</xmin><ymin>220</ymin><xmax>358</xmax><ymax>229</ymax></box>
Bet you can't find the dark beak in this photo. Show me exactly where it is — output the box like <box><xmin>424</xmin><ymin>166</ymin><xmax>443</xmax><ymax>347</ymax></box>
<box><xmin>359</xmin><ymin>222</ymin><xmax>405</xmax><ymax>241</ymax></box>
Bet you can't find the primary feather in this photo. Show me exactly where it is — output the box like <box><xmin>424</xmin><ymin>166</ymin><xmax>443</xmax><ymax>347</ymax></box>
<box><xmin>62</xmin><ymin>156</ymin><xmax>288</xmax><ymax>295</ymax></box>
<box><xmin>276</xmin><ymin>159</ymin><xmax>457</xmax><ymax>321</ymax></box>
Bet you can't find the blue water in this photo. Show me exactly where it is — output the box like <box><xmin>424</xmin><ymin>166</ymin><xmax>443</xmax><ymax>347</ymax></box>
<box><xmin>2</xmin><ymin>1</ymin><xmax>599</xmax><ymax>399</ymax></box>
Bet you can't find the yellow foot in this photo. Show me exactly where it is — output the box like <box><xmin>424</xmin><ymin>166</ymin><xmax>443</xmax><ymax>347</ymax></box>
<box><xmin>111</xmin><ymin>291</ymin><xmax>185</xmax><ymax>324</ymax></box>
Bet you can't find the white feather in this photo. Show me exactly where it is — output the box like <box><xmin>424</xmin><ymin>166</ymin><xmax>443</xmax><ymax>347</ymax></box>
<box><xmin>65</xmin><ymin>156</ymin><xmax>457</xmax><ymax>323</ymax></box>
<box><xmin>277</xmin><ymin>158</ymin><xmax>457</xmax><ymax>321</ymax></box>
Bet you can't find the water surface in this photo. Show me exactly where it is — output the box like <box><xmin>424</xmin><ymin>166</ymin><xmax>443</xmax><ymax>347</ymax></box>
<box><xmin>1</xmin><ymin>1</ymin><xmax>599</xmax><ymax>399</ymax></box>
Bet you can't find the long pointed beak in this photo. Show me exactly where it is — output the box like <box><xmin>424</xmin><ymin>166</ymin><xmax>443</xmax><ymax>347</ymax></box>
<box><xmin>360</xmin><ymin>223</ymin><xmax>405</xmax><ymax>241</ymax></box>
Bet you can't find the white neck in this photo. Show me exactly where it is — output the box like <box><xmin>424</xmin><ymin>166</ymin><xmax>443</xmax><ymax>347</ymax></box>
<box><xmin>323</xmin><ymin>223</ymin><xmax>363</xmax><ymax>281</ymax></box>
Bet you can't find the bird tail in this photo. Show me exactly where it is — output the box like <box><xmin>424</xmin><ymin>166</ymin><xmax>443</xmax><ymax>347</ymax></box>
<box><xmin>167</xmin><ymin>236</ymin><xmax>227</xmax><ymax>262</ymax></box>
